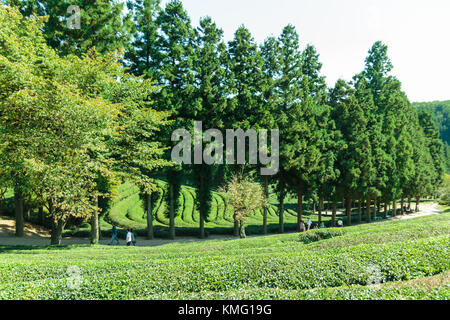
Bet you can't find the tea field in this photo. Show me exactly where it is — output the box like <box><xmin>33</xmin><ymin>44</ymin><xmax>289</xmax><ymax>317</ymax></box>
<box><xmin>0</xmin><ymin>209</ymin><xmax>448</xmax><ymax>300</ymax></box>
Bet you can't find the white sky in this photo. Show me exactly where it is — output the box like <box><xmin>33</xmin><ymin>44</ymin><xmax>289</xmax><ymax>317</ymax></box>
<box><xmin>160</xmin><ymin>0</ymin><xmax>450</xmax><ymax>102</ymax></box>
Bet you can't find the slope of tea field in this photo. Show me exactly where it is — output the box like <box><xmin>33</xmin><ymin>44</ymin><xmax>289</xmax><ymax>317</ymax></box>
<box><xmin>0</xmin><ymin>209</ymin><xmax>448</xmax><ymax>300</ymax></box>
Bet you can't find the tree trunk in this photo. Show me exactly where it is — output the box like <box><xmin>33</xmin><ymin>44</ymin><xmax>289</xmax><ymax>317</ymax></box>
<box><xmin>233</xmin><ymin>219</ymin><xmax>239</xmax><ymax>236</ymax></box>
<box><xmin>318</xmin><ymin>197</ymin><xmax>323</xmax><ymax>224</ymax></box>
<box><xmin>90</xmin><ymin>211</ymin><xmax>99</xmax><ymax>245</ymax></box>
<box><xmin>24</xmin><ymin>205</ymin><xmax>30</xmax><ymax>222</ymax></box>
<box><xmin>239</xmin><ymin>220</ymin><xmax>246</xmax><ymax>239</ymax></box>
<box><xmin>313</xmin><ymin>199</ymin><xmax>316</xmax><ymax>215</ymax></box>
<box><xmin>357</xmin><ymin>199</ymin><xmax>362</xmax><ymax>223</ymax></box>
<box><xmin>366</xmin><ymin>197</ymin><xmax>371</xmax><ymax>222</ymax></box>
<box><xmin>297</xmin><ymin>184</ymin><xmax>303</xmax><ymax>231</ymax></box>
<box><xmin>400</xmin><ymin>196</ymin><xmax>405</xmax><ymax>215</ymax></box>
<box><xmin>14</xmin><ymin>188</ymin><xmax>24</xmax><ymax>237</ymax></box>
<box><xmin>331</xmin><ymin>200</ymin><xmax>336</xmax><ymax>227</ymax></box>
<box><xmin>415</xmin><ymin>196</ymin><xmax>420</xmax><ymax>212</ymax></box>
<box><xmin>408</xmin><ymin>197</ymin><xmax>411</xmax><ymax>210</ymax></box>
<box><xmin>90</xmin><ymin>196</ymin><xmax>99</xmax><ymax>244</ymax></box>
<box><xmin>393</xmin><ymin>199</ymin><xmax>397</xmax><ymax>217</ymax></box>
<box><xmin>278</xmin><ymin>197</ymin><xmax>284</xmax><ymax>233</ymax></box>
<box><xmin>263</xmin><ymin>176</ymin><xmax>269</xmax><ymax>235</ymax></box>
<box><xmin>38</xmin><ymin>206</ymin><xmax>44</xmax><ymax>225</ymax></box>
<box><xmin>332</xmin><ymin>200</ymin><xmax>337</xmax><ymax>227</ymax></box>
<box><xmin>383</xmin><ymin>201</ymin><xmax>388</xmax><ymax>219</ymax></box>
<box><xmin>0</xmin><ymin>196</ymin><xmax>4</xmax><ymax>215</ymax></box>
<box><xmin>50</xmin><ymin>217</ymin><xmax>66</xmax><ymax>245</ymax></box>
<box><xmin>373</xmin><ymin>198</ymin><xmax>377</xmax><ymax>220</ymax></box>
<box><xmin>146</xmin><ymin>193</ymin><xmax>154</xmax><ymax>240</ymax></box>
<box><xmin>346</xmin><ymin>198</ymin><xmax>352</xmax><ymax>226</ymax></box>
<box><xmin>169</xmin><ymin>183</ymin><xmax>175</xmax><ymax>240</ymax></box>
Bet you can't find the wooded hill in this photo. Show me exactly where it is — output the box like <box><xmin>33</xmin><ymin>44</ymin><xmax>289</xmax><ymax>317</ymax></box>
<box><xmin>413</xmin><ymin>101</ymin><xmax>450</xmax><ymax>173</ymax></box>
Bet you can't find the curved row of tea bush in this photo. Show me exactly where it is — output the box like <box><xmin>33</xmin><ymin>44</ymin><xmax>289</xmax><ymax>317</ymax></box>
<box><xmin>101</xmin><ymin>180</ymin><xmax>307</xmax><ymax>236</ymax></box>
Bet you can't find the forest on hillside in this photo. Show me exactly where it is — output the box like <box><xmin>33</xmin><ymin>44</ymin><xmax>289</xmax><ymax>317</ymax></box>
<box><xmin>413</xmin><ymin>101</ymin><xmax>450</xmax><ymax>173</ymax></box>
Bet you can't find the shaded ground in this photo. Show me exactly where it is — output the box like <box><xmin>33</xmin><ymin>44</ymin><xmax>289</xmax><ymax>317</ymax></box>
<box><xmin>0</xmin><ymin>202</ymin><xmax>444</xmax><ymax>247</ymax></box>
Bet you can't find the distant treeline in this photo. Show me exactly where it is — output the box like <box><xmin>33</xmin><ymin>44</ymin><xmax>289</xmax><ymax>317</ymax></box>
<box><xmin>413</xmin><ymin>101</ymin><xmax>450</xmax><ymax>172</ymax></box>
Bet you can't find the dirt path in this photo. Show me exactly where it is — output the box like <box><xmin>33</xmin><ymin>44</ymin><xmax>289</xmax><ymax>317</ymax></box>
<box><xmin>389</xmin><ymin>202</ymin><xmax>442</xmax><ymax>220</ymax></box>
<box><xmin>0</xmin><ymin>202</ymin><xmax>445</xmax><ymax>247</ymax></box>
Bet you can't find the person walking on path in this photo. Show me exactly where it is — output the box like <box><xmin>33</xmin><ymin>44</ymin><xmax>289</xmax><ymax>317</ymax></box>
<box><xmin>306</xmin><ymin>219</ymin><xmax>312</xmax><ymax>231</ymax></box>
<box><xmin>126</xmin><ymin>229</ymin><xmax>133</xmax><ymax>246</ymax></box>
<box><xmin>130</xmin><ymin>228</ymin><xmax>136</xmax><ymax>246</ymax></box>
<box><xmin>109</xmin><ymin>224</ymin><xmax>120</xmax><ymax>245</ymax></box>
<box><xmin>299</xmin><ymin>220</ymin><xmax>306</xmax><ymax>232</ymax></box>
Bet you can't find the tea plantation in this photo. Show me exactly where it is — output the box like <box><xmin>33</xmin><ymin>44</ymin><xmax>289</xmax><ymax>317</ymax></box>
<box><xmin>62</xmin><ymin>180</ymin><xmax>334</xmax><ymax>238</ymax></box>
<box><xmin>0</xmin><ymin>210</ymin><xmax>448</xmax><ymax>300</ymax></box>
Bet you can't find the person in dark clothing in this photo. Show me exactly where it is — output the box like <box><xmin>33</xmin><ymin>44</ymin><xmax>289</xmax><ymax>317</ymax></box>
<box><xmin>109</xmin><ymin>224</ymin><xmax>120</xmax><ymax>245</ymax></box>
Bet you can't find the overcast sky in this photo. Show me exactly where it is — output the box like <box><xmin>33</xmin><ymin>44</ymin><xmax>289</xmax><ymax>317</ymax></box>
<box><xmin>160</xmin><ymin>0</ymin><xmax>450</xmax><ymax>102</ymax></box>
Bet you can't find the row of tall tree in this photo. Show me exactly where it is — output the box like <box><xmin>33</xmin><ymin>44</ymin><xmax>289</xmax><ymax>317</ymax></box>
<box><xmin>0</xmin><ymin>0</ymin><xmax>445</xmax><ymax>243</ymax></box>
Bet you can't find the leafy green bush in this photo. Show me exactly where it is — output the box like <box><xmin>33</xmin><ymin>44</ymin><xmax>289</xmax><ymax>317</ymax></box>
<box><xmin>298</xmin><ymin>228</ymin><xmax>345</xmax><ymax>243</ymax></box>
<box><xmin>439</xmin><ymin>174</ymin><xmax>450</xmax><ymax>205</ymax></box>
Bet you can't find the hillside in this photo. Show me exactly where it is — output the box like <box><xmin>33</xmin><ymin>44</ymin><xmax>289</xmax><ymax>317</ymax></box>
<box><xmin>62</xmin><ymin>180</ymin><xmax>330</xmax><ymax>238</ymax></box>
<box><xmin>0</xmin><ymin>209</ymin><xmax>448</xmax><ymax>300</ymax></box>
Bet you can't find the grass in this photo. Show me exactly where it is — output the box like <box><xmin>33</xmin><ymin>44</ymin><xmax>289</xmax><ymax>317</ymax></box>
<box><xmin>0</xmin><ymin>210</ymin><xmax>448</xmax><ymax>300</ymax></box>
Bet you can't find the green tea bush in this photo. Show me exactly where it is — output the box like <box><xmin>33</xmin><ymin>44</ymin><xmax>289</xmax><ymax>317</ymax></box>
<box><xmin>298</xmin><ymin>228</ymin><xmax>345</xmax><ymax>244</ymax></box>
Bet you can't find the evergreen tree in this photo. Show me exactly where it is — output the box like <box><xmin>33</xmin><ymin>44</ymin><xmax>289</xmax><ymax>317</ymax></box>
<box><xmin>152</xmin><ymin>0</ymin><xmax>196</xmax><ymax>239</ymax></box>
<box><xmin>6</xmin><ymin>0</ymin><xmax>133</xmax><ymax>56</ymax></box>
<box><xmin>419</xmin><ymin>111</ymin><xmax>445</xmax><ymax>188</ymax></box>
<box><xmin>192</xmin><ymin>16</ymin><xmax>228</xmax><ymax>238</ymax></box>
<box><xmin>125</xmin><ymin>0</ymin><xmax>161</xmax><ymax>77</ymax></box>
<box><xmin>227</xmin><ymin>26</ymin><xmax>265</xmax><ymax>131</ymax></box>
<box><xmin>330</xmin><ymin>79</ymin><xmax>371</xmax><ymax>224</ymax></box>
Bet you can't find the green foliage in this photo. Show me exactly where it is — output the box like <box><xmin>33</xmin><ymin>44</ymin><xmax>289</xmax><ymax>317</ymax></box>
<box><xmin>298</xmin><ymin>228</ymin><xmax>345</xmax><ymax>244</ymax></box>
<box><xmin>414</xmin><ymin>100</ymin><xmax>450</xmax><ymax>145</ymax></box>
<box><xmin>125</xmin><ymin>0</ymin><xmax>161</xmax><ymax>77</ymax></box>
<box><xmin>415</xmin><ymin>99</ymin><xmax>450</xmax><ymax>173</ymax></box>
<box><xmin>4</xmin><ymin>0</ymin><xmax>133</xmax><ymax>57</ymax></box>
<box><xmin>439</xmin><ymin>174</ymin><xmax>450</xmax><ymax>205</ymax></box>
<box><xmin>0</xmin><ymin>7</ymin><xmax>117</xmax><ymax>230</ymax></box>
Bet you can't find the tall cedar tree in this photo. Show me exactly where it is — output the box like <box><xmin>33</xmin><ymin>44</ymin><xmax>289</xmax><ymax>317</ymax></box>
<box><xmin>153</xmin><ymin>0</ymin><xmax>196</xmax><ymax>239</ymax></box>
<box><xmin>125</xmin><ymin>0</ymin><xmax>161</xmax><ymax>77</ymax></box>
<box><xmin>227</xmin><ymin>26</ymin><xmax>265</xmax><ymax>234</ymax></box>
<box><xmin>192</xmin><ymin>17</ymin><xmax>228</xmax><ymax>238</ymax></box>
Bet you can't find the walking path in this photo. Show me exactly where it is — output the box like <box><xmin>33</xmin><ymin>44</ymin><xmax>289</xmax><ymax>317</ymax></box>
<box><xmin>0</xmin><ymin>203</ymin><xmax>445</xmax><ymax>247</ymax></box>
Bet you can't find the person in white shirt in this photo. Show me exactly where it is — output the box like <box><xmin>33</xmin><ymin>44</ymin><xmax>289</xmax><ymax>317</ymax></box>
<box><xmin>306</xmin><ymin>219</ymin><xmax>312</xmax><ymax>230</ymax></box>
<box><xmin>126</xmin><ymin>229</ymin><xmax>132</xmax><ymax>246</ymax></box>
<box><xmin>337</xmin><ymin>220</ymin><xmax>344</xmax><ymax>227</ymax></box>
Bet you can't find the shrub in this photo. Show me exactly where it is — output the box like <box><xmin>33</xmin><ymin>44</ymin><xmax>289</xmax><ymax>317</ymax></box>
<box><xmin>298</xmin><ymin>228</ymin><xmax>345</xmax><ymax>243</ymax></box>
